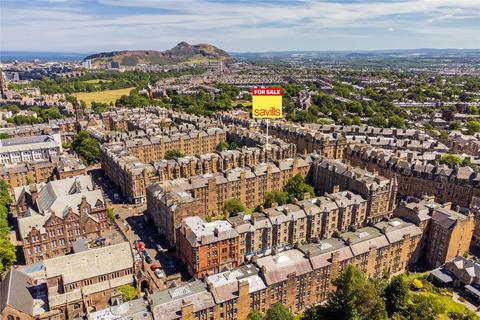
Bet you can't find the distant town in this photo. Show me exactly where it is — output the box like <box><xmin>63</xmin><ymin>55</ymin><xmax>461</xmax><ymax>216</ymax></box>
<box><xmin>1</xmin><ymin>43</ymin><xmax>480</xmax><ymax>320</ymax></box>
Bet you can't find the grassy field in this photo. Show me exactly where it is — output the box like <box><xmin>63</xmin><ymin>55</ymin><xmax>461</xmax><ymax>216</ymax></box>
<box><xmin>82</xmin><ymin>79</ymin><xmax>111</xmax><ymax>84</ymax></box>
<box><xmin>74</xmin><ymin>87</ymin><xmax>134</xmax><ymax>107</ymax></box>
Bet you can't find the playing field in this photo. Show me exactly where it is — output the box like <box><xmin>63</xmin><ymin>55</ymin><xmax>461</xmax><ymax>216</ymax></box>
<box><xmin>74</xmin><ymin>87</ymin><xmax>134</xmax><ymax>107</ymax></box>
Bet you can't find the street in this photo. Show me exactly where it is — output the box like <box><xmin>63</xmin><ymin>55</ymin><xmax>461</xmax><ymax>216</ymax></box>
<box><xmin>89</xmin><ymin>166</ymin><xmax>191</xmax><ymax>289</ymax></box>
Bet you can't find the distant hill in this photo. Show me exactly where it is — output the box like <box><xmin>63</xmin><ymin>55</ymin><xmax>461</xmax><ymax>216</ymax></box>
<box><xmin>83</xmin><ymin>42</ymin><xmax>232</xmax><ymax>67</ymax></box>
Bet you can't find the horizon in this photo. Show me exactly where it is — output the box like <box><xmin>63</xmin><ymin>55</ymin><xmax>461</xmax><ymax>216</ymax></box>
<box><xmin>1</xmin><ymin>0</ymin><xmax>479</xmax><ymax>52</ymax></box>
<box><xmin>2</xmin><ymin>47</ymin><xmax>480</xmax><ymax>56</ymax></box>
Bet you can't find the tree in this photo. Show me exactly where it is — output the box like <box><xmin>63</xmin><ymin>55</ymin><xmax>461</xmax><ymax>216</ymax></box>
<box><xmin>388</xmin><ymin>115</ymin><xmax>406</xmax><ymax>128</ymax></box>
<box><xmin>466</xmin><ymin>120</ymin><xmax>480</xmax><ymax>135</ymax></box>
<box><xmin>118</xmin><ymin>284</ymin><xmax>137</xmax><ymax>302</ymax></box>
<box><xmin>448</xmin><ymin>311</ymin><xmax>480</xmax><ymax>320</ymax></box>
<box><xmin>264</xmin><ymin>191</ymin><xmax>289</xmax><ymax>208</ymax></box>
<box><xmin>246</xmin><ymin>310</ymin><xmax>263</xmax><ymax>320</ymax></box>
<box><xmin>164</xmin><ymin>149</ymin><xmax>184</xmax><ymax>160</ymax></box>
<box><xmin>91</xmin><ymin>101</ymin><xmax>109</xmax><ymax>114</ymax></box>
<box><xmin>0</xmin><ymin>179</ymin><xmax>15</xmax><ymax>273</ymax></box>
<box><xmin>321</xmin><ymin>264</ymin><xmax>387</xmax><ymax>320</ymax></box>
<box><xmin>462</xmin><ymin>158</ymin><xmax>472</xmax><ymax>167</ymax></box>
<box><xmin>352</xmin><ymin>116</ymin><xmax>361</xmax><ymax>126</ymax></box>
<box><xmin>228</xmin><ymin>141</ymin><xmax>238</xmax><ymax>150</ymax></box>
<box><xmin>406</xmin><ymin>294</ymin><xmax>444</xmax><ymax>320</ymax></box>
<box><xmin>0</xmin><ymin>238</ymin><xmax>16</xmax><ymax>273</ymax></box>
<box><xmin>450</xmin><ymin>121</ymin><xmax>462</xmax><ymax>130</ymax></box>
<box><xmin>116</xmin><ymin>91</ymin><xmax>150</xmax><ymax>108</ymax></box>
<box><xmin>265</xmin><ymin>303</ymin><xmax>294</xmax><ymax>320</ymax></box>
<box><xmin>223</xmin><ymin>198</ymin><xmax>245</xmax><ymax>217</ymax></box>
<box><xmin>71</xmin><ymin>131</ymin><xmax>100</xmax><ymax>165</ymax></box>
<box><xmin>216</xmin><ymin>140</ymin><xmax>229</xmax><ymax>152</ymax></box>
<box><xmin>439</xmin><ymin>154</ymin><xmax>463</xmax><ymax>168</ymax></box>
<box><xmin>0</xmin><ymin>205</ymin><xmax>11</xmax><ymax>238</ymax></box>
<box><xmin>384</xmin><ymin>275</ymin><xmax>409</xmax><ymax>316</ymax></box>
<box><xmin>368</xmin><ymin>114</ymin><xmax>387</xmax><ymax>128</ymax></box>
<box><xmin>106</xmin><ymin>208</ymin><xmax>115</xmax><ymax>221</ymax></box>
<box><xmin>284</xmin><ymin>174</ymin><xmax>315</xmax><ymax>201</ymax></box>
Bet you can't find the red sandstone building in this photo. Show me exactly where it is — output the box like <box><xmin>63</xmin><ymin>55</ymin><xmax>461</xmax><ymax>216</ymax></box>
<box><xmin>176</xmin><ymin>216</ymin><xmax>241</xmax><ymax>279</ymax></box>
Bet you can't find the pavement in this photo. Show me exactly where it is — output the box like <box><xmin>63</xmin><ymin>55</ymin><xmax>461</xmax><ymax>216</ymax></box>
<box><xmin>112</xmin><ymin>204</ymin><xmax>190</xmax><ymax>279</ymax></box>
<box><xmin>90</xmin><ymin>167</ymin><xmax>191</xmax><ymax>291</ymax></box>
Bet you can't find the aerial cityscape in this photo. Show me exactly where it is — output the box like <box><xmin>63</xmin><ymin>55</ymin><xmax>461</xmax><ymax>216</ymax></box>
<box><xmin>1</xmin><ymin>1</ymin><xmax>480</xmax><ymax>320</ymax></box>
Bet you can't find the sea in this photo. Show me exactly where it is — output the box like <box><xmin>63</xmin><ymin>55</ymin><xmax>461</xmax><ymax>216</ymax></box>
<box><xmin>0</xmin><ymin>51</ymin><xmax>88</xmax><ymax>62</ymax></box>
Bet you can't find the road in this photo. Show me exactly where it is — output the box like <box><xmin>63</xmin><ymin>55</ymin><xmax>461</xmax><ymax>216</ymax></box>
<box><xmin>90</xmin><ymin>166</ymin><xmax>191</xmax><ymax>289</ymax></box>
<box><xmin>112</xmin><ymin>204</ymin><xmax>188</xmax><ymax>278</ymax></box>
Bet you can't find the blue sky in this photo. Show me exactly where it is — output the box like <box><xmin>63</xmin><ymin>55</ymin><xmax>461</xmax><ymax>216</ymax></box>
<box><xmin>1</xmin><ymin>0</ymin><xmax>479</xmax><ymax>52</ymax></box>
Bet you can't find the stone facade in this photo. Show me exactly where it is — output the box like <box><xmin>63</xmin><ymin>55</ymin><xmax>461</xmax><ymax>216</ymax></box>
<box><xmin>146</xmin><ymin>184</ymin><xmax>205</xmax><ymax>246</ymax></box>
<box><xmin>13</xmin><ymin>176</ymin><xmax>109</xmax><ymax>264</ymax></box>
<box><xmin>310</xmin><ymin>158</ymin><xmax>397</xmax><ymax>223</ymax></box>
<box><xmin>345</xmin><ymin>144</ymin><xmax>480</xmax><ymax>209</ymax></box>
<box><xmin>176</xmin><ymin>217</ymin><xmax>241</xmax><ymax>279</ymax></box>
<box><xmin>147</xmin><ymin>158</ymin><xmax>312</xmax><ymax>246</ymax></box>
<box><xmin>43</xmin><ymin>242</ymin><xmax>135</xmax><ymax>319</ymax></box>
<box><xmin>0</xmin><ymin>134</ymin><xmax>62</xmax><ymax>165</ymax></box>
<box><xmin>0</xmin><ymin>156</ymin><xmax>86</xmax><ymax>189</ymax></box>
<box><xmin>394</xmin><ymin>198</ymin><xmax>475</xmax><ymax>268</ymax></box>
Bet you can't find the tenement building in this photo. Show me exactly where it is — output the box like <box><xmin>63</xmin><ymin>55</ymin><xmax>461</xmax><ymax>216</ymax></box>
<box><xmin>0</xmin><ymin>134</ymin><xmax>62</xmax><ymax>165</ymax></box>
<box><xmin>13</xmin><ymin>175</ymin><xmax>109</xmax><ymax>264</ymax></box>
<box><xmin>1</xmin><ymin>215</ymin><xmax>461</xmax><ymax>320</ymax></box>
<box><xmin>394</xmin><ymin>197</ymin><xmax>475</xmax><ymax>268</ymax></box>
<box><xmin>101</xmin><ymin>142</ymin><xmax>295</xmax><ymax>203</ymax></box>
<box><xmin>147</xmin><ymin>157</ymin><xmax>311</xmax><ymax>246</ymax></box>
<box><xmin>310</xmin><ymin>158</ymin><xmax>398</xmax><ymax>223</ymax></box>
<box><xmin>175</xmin><ymin>202</ymin><xmax>420</xmax><ymax>282</ymax></box>
<box><xmin>146</xmin><ymin>184</ymin><xmax>205</xmax><ymax>246</ymax></box>
<box><xmin>0</xmin><ymin>155</ymin><xmax>86</xmax><ymax>189</ymax></box>
<box><xmin>345</xmin><ymin>144</ymin><xmax>480</xmax><ymax>209</ymax></box>
<box><xmin>261</xmin><ymin>122</ymin><xmax>347</xmax><ymax>158</ymax></box>
<box><xmin>176</xmin><ymin>216</ymin><xmax>241</xmax><ymax>279</ymax></box>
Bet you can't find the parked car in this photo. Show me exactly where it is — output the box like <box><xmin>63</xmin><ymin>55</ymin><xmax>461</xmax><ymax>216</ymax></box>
<box><xmin>136</xmin><ymin>242</ymin><xmax>145</xmax><ymax>252</ymax></box>
<box><xmin>142</xmin><ymin>250</ymin><xmax>149</xmax><ymax>257</ymax></box>
<box><xmin>154</xmin><ymin>269</ymin><xmax>165</xmax><ymax>278</ymax></box>
<box><xmin>145</xmin><ymin>256</ymin><xmax>153</xmax><ymax>264</ymax></box>
<box><xmin>150</xmin><ymin>264</ymin><xmax>158</xmax><ymax>271</ymax></box>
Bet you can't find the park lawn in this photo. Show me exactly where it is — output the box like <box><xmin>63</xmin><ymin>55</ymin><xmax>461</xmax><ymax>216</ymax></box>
<box><xmin>404</xmin><ymin>272</ymin><xmax>429</xmax><ymax>282</ymax></box>
<box><xmin>74</xmin><ymin>87</ymin><xmax>134</xmax><ymax>107</ymax></box>
<box><xmin>82</xmin><ymin>79</ymin><xmax>111</xmax><ymax>84</ymax></box>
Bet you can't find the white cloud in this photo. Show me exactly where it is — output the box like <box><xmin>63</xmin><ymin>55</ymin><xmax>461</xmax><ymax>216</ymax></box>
<box><xmin>1</xmin><ymin>0</ymin><xmax>479</xmax><ymax>51</ymax></box>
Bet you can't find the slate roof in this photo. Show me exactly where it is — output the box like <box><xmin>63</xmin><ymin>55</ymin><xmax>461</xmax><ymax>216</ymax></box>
<box><xmin>0</xmin><ymin>267</ymin><xmax>34</xmax><ymax>316</ymax></box>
